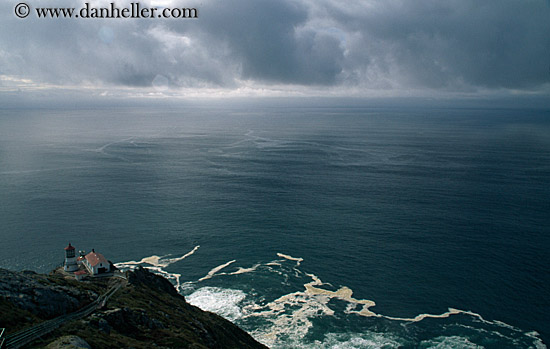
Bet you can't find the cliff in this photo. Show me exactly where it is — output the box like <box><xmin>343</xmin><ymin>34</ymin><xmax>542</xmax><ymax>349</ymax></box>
<box><xmin>0</xmin><ymin>267</ymin><xmax>268</xmax><ymax>348</ymax></box>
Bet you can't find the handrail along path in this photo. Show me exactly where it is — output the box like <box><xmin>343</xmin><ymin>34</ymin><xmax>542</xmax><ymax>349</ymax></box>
<box><xmin>3</xmin><ymin>278</ymin><xmax>125</xmax><ymax>349</ymax></box>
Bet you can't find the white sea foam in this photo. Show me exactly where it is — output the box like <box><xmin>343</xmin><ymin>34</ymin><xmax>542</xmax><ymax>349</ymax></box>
<box><xmin>379</xmin><ymin>308</ymin><xmax>464</xmax><ymax>322</ymax></box>
<box><xmin>198</xmin><ymin>260</ymin><xmax>236</xmax><ymax>281</ymax></box>
<box><xmin>114</xmin><ymin>245</ymin><xmax>200</xmax><ymax>291</ymax></box>
<box><xmin>186</xmin><ymin>287</ymin><xmax>246</xmax><ymax>322</ymax></box>
<box><xmin>245</xmin><ymin>271</ymin><xmax>344</xmax><ymax>347</ymax></box>
<box><xmin>420</xmin><ymin>335</ymin><xmax>483</xmax><ymax>348</ymax></box>
<box><xmin>158</xmin><ymin>245</ymin><xmax>201</xmax><ymax>267</ymax></box>
<box><xmin>248</xmin><ymin>292</ymin><xmax>334</xmax><ymax>348</ymax></box>
<box><xmin>244</xmin><ymin>271</ymin><xmax>379</xmax><ymax>347</ymax></box>
<box><xmin>313</xmin><ymin>332</ymin><xmax>404</xmax><ymax>349</ymax></box>
<box><xmin>304</xmin><ymin>273</ymin><xmax>377</xmax><ymax>317</ymax></box>
<box><xmin>243</xmin><ymin>255</ymin><xmax>545</xmax><ymax>348</ymax></box>
<box><xmin>230</xmin><ymin>263</ymin><xmax>261</xmax><ymax>275</ymax></box>
<box><xmin>525</xmin><ymin>332</ymin><xmax>547</xmax><ymax>349</ymax></box>
<box><xmin>115</xmin><ymin>245</ymin><xmax>200</xmax><ymax>269</ymax></box>
<box><xmin>277</xmin><ymin>253</ymin><xmax>303</xmax><ymax>266</ymax></box>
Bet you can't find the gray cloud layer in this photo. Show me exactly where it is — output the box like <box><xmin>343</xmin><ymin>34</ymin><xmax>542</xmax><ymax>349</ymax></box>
<box><xmin>1</xmin><ymin>0</ymin><xmax>549</xmax><ymax>96</ymax></box>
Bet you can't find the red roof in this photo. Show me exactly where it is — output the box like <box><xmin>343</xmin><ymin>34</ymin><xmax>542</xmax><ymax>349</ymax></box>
<box><xmin>75</xmin><ymin>270</ymin><xmax>87</xmax><ymax>275</ymax></box>
<box><xmin>85</xmin><ymin>251</ymin><xmax>108</xmax><ymax>267</ymax></box>
<box><xmin>64</xmin><ymin>243</ymin><xmax>75</xmax><ymax>251</ymax></box>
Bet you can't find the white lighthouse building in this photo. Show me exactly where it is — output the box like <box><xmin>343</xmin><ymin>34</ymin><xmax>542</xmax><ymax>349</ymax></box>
<box><xmin>64</xmin><ymin>243</ymin><xmax>79</xmax><ymax>272</ymax></box>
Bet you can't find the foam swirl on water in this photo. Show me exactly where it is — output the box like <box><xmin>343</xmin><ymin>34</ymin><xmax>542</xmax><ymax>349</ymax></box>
<box><xmin>115</xmin><ymin>245</ymin><xmax>200</xmax><ymax>269</ymax></box>
<box><xmin>198</xmin><ymin>260</ymin><xmax>236</xmax><ymax>281</ymax></box>
<box><xmin>277</xmin><ymin>253</ymin><xmax>304</xmax><ymax>266</ymax></box>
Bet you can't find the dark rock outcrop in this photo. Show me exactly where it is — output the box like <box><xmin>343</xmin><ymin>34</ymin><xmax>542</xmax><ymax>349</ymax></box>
<box><xmin>127</xmin><ymin>265</ymin><xmax>179</xmax><ymax>297</ymax></box>
<box><xmin>95</xmin><ymin>307</ymin><xmax>166</xmax><ymax>333</ymax></box>
<box><xmin>0</xmin><ymin>268</ymin><xmax>94</xmax><ymax>318</ymax></box>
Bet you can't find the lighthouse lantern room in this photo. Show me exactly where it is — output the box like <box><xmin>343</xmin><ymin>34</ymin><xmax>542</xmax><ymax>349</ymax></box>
<box><xmin>64</xmin><ymin>243</ymin><xmax>79</xmax><ymax>272</ymax></box>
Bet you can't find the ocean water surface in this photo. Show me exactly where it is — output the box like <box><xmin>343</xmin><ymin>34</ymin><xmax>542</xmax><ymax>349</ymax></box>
<box><xmin>0</xmin><ymin>106</ymin><xmax>548</xmax><ymax>348</ymax></box>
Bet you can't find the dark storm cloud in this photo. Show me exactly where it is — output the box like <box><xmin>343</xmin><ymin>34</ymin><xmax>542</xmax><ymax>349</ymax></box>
<box><xmin>0</xmin><ymin>0</ymin><xmax>548</xmax><ymax>95</ymax></box>
<box><xmin>192</xmin><ymin>0</ymin><xmax>344</xmax><ymax>84</ymax></box>
<box><xmin>330</xmin><ymin>0</ymin><xmax>550</xmax><ymax>90</ymax></box>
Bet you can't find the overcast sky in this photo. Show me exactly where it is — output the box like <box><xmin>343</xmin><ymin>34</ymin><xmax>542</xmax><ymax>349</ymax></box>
<box><xmin>1</xmin><ymin>0</ymin><xmax>549</xmax><ymax>104</ymax></box>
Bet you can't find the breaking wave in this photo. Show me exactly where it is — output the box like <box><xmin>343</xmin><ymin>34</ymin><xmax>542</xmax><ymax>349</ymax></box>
<box><xmin>186</xmin><ymin>287</ymin><xmax>246</xmax><ymax>322</ymax></box>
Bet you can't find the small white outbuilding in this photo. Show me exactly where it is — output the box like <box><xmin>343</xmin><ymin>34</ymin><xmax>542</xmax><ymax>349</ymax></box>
<box><xmin>83</xmin><ymin>249</ymin><xmax>110</xmax><ymax>275</ymax></box>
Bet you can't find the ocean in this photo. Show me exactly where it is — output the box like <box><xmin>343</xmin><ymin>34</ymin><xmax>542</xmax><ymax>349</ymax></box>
<box><xmin>0</xmin><ymin>106</ymin><xmax>548</xmax><ymax>348</ymax></box>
